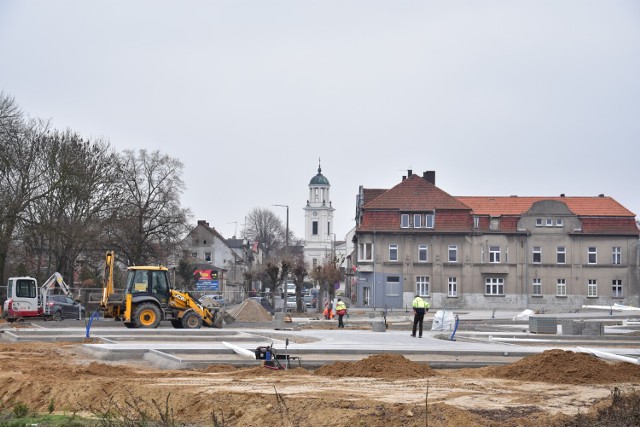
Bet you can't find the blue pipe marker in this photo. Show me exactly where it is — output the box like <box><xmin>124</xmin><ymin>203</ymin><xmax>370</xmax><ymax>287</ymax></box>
<box><xmin>450</xmin><ymin>315</ymin><xmax>460</xmax><ymax>341</ymax></box>
<box><xmin>85</xmin><ymin>310</ymin><xmax>101</xmax><ymax>338</ymax></box>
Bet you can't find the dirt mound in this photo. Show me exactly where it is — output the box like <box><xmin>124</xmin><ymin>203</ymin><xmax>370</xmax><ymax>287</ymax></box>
<box><xmin>315</xmin><ymin>353</ymin><xmax>436</xmax><ymax>379</ymax></box>
<box><xmin>480</xmin><ymin>349</ymin><xmax>640</xmax><ymax>384</ymax></box>
<box><xmin>72</xmin><ymin>361</ymin><xmax>138</xmax><ymax>377</ymax></box>
<box><xmin>226</xmin><ymin>299</ymin><xmax>273</xmax><ymax>322</ymax></box>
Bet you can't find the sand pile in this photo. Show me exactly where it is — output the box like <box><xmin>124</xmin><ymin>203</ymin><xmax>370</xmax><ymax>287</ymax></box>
<box><xmin>315</xmin><ymin>353</ymin><xmax>436</xmax><ymax>379</ymax></box>
<box><xmin>225</xmin><ymin>299</ymin><xmax>273</xmax><ymax>322</ymax></box>
<box><xmin>480</xmin><ymin>349</ymin><xmax>640</xmax><ymax>384</ymax></box>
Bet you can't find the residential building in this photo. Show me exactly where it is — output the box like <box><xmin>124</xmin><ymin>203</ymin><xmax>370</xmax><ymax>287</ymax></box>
<box><xmin>354</xmin><ymin>171</ymin><xmax>639</xmax><ymax>311</ymax></box>
<box><xmin>181</xmin><ymin>221</ymin><xmax>264</xmax><ymax>300</ymax></box>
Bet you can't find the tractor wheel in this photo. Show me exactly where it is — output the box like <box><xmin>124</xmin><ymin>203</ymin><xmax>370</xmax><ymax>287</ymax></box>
<box><xmin>124</xmin><ymin>322</ymin><xmax>136</xmax><ymax>328</ymax></box>
<box><xmin>181</xmin><ymin>311</ymin><xmax>203</xmax><ymax>329</ymax></box>
<box><xmin>133</xmin><ymin>303</ymin><xmax>161</xmax><ymax>328</ymax></box>
<box><xmin>170</xmin><ymin>319</ymin><xmax>183</xmax><ymax>329</ymax></box>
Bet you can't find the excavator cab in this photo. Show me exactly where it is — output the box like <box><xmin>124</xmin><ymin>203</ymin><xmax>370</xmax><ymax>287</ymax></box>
<box><xmin>121</xmin><ymin>266</ymin><xmax>172</xmax><ymax>329</ymax></box>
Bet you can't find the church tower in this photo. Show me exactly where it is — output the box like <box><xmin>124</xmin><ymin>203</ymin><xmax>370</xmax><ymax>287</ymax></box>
<box><xmin>303</xmin><ymin>161</ymin><xmax>335</xmax><ymax>269</ymax></box>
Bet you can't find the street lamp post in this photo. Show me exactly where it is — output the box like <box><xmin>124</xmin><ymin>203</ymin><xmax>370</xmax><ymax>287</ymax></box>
<box><xmin>273</xmin><ymin>204</ymin><xmax>289</xmax><ymax>255</ymax></box>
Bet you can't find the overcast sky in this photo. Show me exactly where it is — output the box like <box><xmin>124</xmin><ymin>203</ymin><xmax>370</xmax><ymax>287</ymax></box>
<box><xmin>1</xmin><ymin>1</ymin><xmax>639</xmax><ymax>240</ymax></box>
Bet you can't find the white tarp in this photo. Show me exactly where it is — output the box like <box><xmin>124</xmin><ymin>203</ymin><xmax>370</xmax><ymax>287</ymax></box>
<box><xmin>582</xmin><ymin>303</ymin><xmax>640</xmax><ymax>311</ymax></box>
<box><xmin>431</xmin><ymin>310</ymin><xmax>455</xmax><ymax>331</ymax></box>
<box><xmin>513</xmin><ymin>309</ymin><xmax>536</xmax><ymax>321</ymax></box>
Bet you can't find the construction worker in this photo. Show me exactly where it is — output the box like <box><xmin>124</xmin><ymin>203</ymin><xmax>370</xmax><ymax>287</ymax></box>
<box><xmin>411</xmin><ymin>295</ymin><xmax>430</xmax><ymax>338</ymax></box>
<box><xmin>323</xmin><ymin>302</ymin><xmax>334</xmax><ymax>319</ymax></box>
<box><xmin>335</xmin><ymin>298</ymin><xmax>347</xmax><ymax>328</ymax></box>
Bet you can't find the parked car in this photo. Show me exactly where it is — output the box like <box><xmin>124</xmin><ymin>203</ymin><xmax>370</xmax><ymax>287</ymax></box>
<box><xmin>47</xmin><ymin>295</ymin><xmax>85</xmax><ymax>320</ymax></box>
<box><xmin>249</xmin><ymin>296</ymin><xmax>274</xmax><ymax>314</ymax></box>
<box><xmin>286</xmin><ymin>296</ymin><xmax>307</xmax><ymax>312</ymax></box>
<box><xmin>303</xmin><ymin>293</ymin><xmax>317</xmax><ymax>308</ymax></box>
<box><xmin>200</xmin><ymin>294</ymin><xmax>224</xmax><ymax>305</ymax></box>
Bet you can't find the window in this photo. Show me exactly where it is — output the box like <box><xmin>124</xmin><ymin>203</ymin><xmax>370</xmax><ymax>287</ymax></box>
<box><xmin>546</xmin><ymin>218</ymin><xmax>553</xmax><ymax>227</ymax></box>
<box><xmin>312</xmin><ymin>220</ymin><xmax>318</xmax><ymax>235</ymax></box>
<box><xmin>418</xmin><ymin>245</ymin><xmax>428</xmax><ymax>262</ymax></box>
<box><xmin>448</xmin><ymin>277</ymin><xmax>457</xmax><ymax>297</ymax></box>
<box><xmin>587</xmin><ymin>279</ymin><xmax>598</xmax><ymax>297</ymax></box>
<box><xmin>485</xmin><ymin>277</ymin><xmax>504</xmax><ymax>295</ymax></box>
<box><xmin>532</xmin><ymin>246</ymin><xmax>541</xmax><ymax>263</ymax></box>
<box><xmin>401</xmin><ymin>214</ymin><xmax>409</xmax><ymax>228</ymax></box>
<box><xmin>416</xmin><ymin>276</ymin><xmax>429</xmax><ymax>296</ymax></box>
<box><xmin>473</xmin><ymin>216</ymin><xmax>479</xmax><ymax>229</ymax></box>
<box><xmin>425</xmin><ymin>212</ymin><xmax>435</xmax><ymax>228</ymax></box>
<box><xmin>612</xmin><ymin>279</ymin><xmax>623</xmax><ymax>297</ymax></box>
<box><xmin>556</xmin><ymin>279</ymin><xmax>566</xmax><ymax>296</ymax></box>
<box><xmin>490</xmin><ymin>218</ymin><xmax>500</xmax><ymax>231</ymax></box>
<box><xmin>532</xmin><ymin>278</ymin><xmax>542</xmax><ymax>296</ymax></box>
<box><xmin>386</xmin><ymin>276</ymin><xmax>401</xmax><ymax>296</ymax></box>
<box><xmin>205</xmin><ymin>252</ymin><xmax>211</xmax><ymax>262</ymax></box>
<box><xmin>312</xmin><ymin>258</ymin><xmax>318</xmax><ymax>268</ymax></box>
<box><xmin>489</xmin><ymin>246</ymin><xmax>501</xmax><ymax>263</ymax></box>
<box><xmin>327</xmin><ymin>221</ymin><xmax>330</xmax><ymax>234</ymax></box>
<box><xmin>16</xmin><ymin>279</ymin><xmax>36</xmax><ymax>298</ymax></box>
<box><xmin>536</xmin><ymin>218</ymin><xmax>543</xmax><ymax>227</ymax></box>
<box><xmin>389</xmin><ymin>244</ymin><xmax>398</xmax><ymax>261</ymax></box>
<box><xmin>612</xmin><ymin>247</ymin><xmax>621</xmax><ymax>265</ymax></box>
<box><xmin>556</xmin><ymin>219</ymin><xmax>564</xmax><ymax>227</ymax></box>
<box><xmin>588</xmin><ymin>247</ymin><xmax>597</xmax><ymax>264</ymax></box>
<box><xmin>448</xmin><ymin>245</ymin><xmax>458</xmax><ymax>262</ymax></box>
<box><xmin>413</xmin><ymin>214</ymin><xmax>422</xmax><ymax>228</ymax></box>
<box><xmin>557</xmin><ymin>247</ymin><xmax>566</xmax><ymax>264</ymax></box>
<box><xmin>191</xmin><ymin>252</ymin><xmax>198</xmax><ymax>258</ymax></box>
<box><xmin>358</xmin><ymin>243</ymin><xmax>373</xmax><ymax>261</ymax></box>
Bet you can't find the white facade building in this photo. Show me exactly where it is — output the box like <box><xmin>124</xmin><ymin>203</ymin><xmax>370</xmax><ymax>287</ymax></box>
<box><xmin>303</xmin><ymin>163</ymin><xmax>335</xmax><ymax>269</ymax></box>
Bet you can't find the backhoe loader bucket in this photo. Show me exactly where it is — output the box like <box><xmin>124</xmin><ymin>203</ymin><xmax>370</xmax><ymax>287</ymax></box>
<box><xmin>222</xmin><ymin>311</ymin><xmax>235</xmax><ymax>325</ymax></box>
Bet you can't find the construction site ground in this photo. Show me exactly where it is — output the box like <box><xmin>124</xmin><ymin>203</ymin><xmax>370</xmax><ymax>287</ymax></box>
<box><xmin>1</xmin><ymin>305</ymin><xmax>639</xmax><ymax>426</ymax></box>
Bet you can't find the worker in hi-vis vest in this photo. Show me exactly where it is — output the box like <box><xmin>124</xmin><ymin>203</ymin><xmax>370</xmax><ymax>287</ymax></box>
<box><xmin>411</xmin><ymin>296</ymin><xmax>430</xmax><ymax>338</ymax></box>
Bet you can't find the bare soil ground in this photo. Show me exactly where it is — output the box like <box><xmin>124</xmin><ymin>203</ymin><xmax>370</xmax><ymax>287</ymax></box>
<box><xmin>1</xmin><ymin>342</ymin><xmax>639</xmax><ymax>426</ymax></box>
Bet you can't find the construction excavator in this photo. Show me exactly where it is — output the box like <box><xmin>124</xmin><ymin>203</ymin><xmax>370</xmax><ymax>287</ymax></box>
<box><xmin>100</xmin><ymin>251</ymin><xmax>231</xmax><ymax>328</ymax></box>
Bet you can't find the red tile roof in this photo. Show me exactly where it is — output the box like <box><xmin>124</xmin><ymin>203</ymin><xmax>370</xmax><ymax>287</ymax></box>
<box><xmin>362</xmin><ymin>189</ymin><xmax>386</xmax><ymax>205</ymax></box>
<box><xmin>365</xmin><ymin>175</ymin><xmax>471</xmax><ymax>211</ymax></box>
<box><xmin>456</xmin><ymin>196</ymin><xmax>635</xmax><ymax>217</ymax></box>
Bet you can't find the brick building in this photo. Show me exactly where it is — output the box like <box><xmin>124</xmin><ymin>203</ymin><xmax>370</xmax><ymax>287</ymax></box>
<box><xmin>353</xmin><ymin>171</ymin><xmax>639</xmax><ymax>311</ymax></box>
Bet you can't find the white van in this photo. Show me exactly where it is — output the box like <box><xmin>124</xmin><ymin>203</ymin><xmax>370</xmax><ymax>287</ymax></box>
<box><xmin>286</xmin><ymin>282</ymin><xmax>296</xmax><ymax>296</ymax></box>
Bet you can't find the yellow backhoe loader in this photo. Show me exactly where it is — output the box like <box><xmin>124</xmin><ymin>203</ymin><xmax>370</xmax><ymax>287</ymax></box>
<box><xmin>100</xmin><ymin>251</ymin><xmax>230</xmax><ymax>328</ymax></box>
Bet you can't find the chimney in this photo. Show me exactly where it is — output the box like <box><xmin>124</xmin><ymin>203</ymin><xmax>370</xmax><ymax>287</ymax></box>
<box><xmin>407</xmin><ymin>169</ymin><xmax>413</xmax><ymax>177</ymax></box>
<box><xmin>422</xmin><ymin>171</ymin><xmax>436</xmax><ymax>185</ymax></box>
<box><xmin>197</xmin><ymin>220</ymin><xmax>209</xmax><ymax>226</ymax></box>
<box><xmin>560</xmin><ymin>193</ymin><xmax>565</xmax><ymax>197</ymax></box>
<box><xmin>402</xmin><ymin>175</ymin><xmax>407</xmax><ymax>181</ymax></box>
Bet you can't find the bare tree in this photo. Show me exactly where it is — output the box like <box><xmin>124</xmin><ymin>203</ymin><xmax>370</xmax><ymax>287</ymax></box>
<box><xmin>106</xmin><ymin>149</ymin><xmax>192</xmax><ymax>266</ymax></box>
<box><xmin>243</xmin><ymin>208</ymin><xmax>286</xmax><ymax>259</ymax></box>
<box><xmin>291</xmin><ymin>255</ymin><xmax>308</xmax><ymax>312</ymax></box>
<box><xmin>309</xmin><ymin>254</ymin><xmax>344</xmax><ymax>308</ymax></box>
<box><xmin>0</xmin><ymin>92</ymin><xmax>53</xmax><ymax>283</ymax></box>
<box><xmin>24</xmin><ymin>130</ymin><xmax>120</xmax><ymax>281</ymax></box>
<box><xmin>264</xmin><ymin>258</ymin><xmax>291</xmax><ymax>310</ymax></box>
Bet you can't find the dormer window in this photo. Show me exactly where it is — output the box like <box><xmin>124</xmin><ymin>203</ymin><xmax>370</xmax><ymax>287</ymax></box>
<box><xmin>401</xmin><ymin>214</ymin><xmax>410</xmax><ymax>228</ymax></box>
<box><xmin>490</xmin><ymin>217</ymin><xmax>500</xmax><ymax>231</ymax></box>
<box><xmin>413</xmin><ymin>214</ymin><xmax>422</xmax><ymax>228</ymax></box>
<box><xmin>425</xmin><ymin>212</ymin><xmax>435</xmax><ymax>228</ymax></box>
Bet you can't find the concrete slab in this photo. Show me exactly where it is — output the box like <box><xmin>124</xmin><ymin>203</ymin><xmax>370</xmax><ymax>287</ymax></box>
<box><xmin>2</xmin><ymin>309</ymin><xmax>638</xmax><ymax>370</ymax></box>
